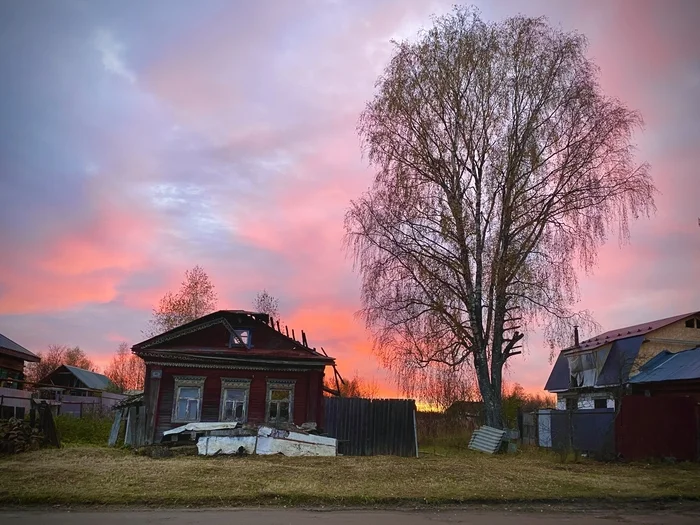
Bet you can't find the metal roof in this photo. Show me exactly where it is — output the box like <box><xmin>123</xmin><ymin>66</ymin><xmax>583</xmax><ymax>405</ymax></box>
<box><xmin>572</xmin><ymin>311</ymin><xmax>699</xmax><ymax>351</ymax></box>
<box><xmin>61</xmin><ymin>365</ymin><xmax>114</xmax><ymax>390</ymax></box>
<box><xmin>629</xmin><ymin>346</ymin><xmax>700</xmax><ymax>384</ymax></box>
<box><xmin>545</xmin><ymin>335</ymin><xmax>645</xmax><ymax>392</ymax></box>
<box><xmin>543</xmin><ymin>351</ymin><xmax>570</xmax><ymax>392</ymax></box>
<box><xmin>0</xmin><ymin>332</ymin><xmax>40</xmax><ymax>362</ymax></box>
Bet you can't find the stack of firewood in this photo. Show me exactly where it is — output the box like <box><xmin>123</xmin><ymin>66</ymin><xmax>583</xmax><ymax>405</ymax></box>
<box><xmin>0</xmin><ymin>417</ymin><xmax>43</xmax><ymax>455</ymax></box>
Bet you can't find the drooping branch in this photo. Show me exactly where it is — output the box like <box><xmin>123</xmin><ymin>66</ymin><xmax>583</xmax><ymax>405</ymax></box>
<box><xmin>345</xmin><ymin>7</ymin><xmax>655</xmax><ymax>428</ymax></box>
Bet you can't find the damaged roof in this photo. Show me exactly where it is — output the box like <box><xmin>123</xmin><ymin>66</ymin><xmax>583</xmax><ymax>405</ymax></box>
<box><xmin>545</xmin><ymin>335</ymin><xmax>646</xmax><ymax>392</ymax></box>
<box><xmin>132</xmin><ymin>309</ymin><xmax>335</xmax><ymax>364</ymax></box>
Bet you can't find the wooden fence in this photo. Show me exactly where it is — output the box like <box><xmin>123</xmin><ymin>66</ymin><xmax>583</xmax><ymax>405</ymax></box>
<box><xmin>323</xmin><ymin>397</ymin><xmax>418</xmax><ymax>457</ymax></box>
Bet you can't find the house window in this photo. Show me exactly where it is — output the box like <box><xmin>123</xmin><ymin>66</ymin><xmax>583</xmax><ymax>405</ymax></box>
<box><xmin>172</xmin><ymin>376</ymin><xmax>205</xmax><ymax>423</ymax></box>
<box><xmin>229</xmin><ymin>329</ymin><xmax>251</xmax><ymax>348</ymax></box>
<box><xmin>220</xmin><ymin>378</ymin><xmax>251</xmax><ymax>422</ymax></box>
<box><xmin>266</xmin><ymin>380</ymin><xmax>295</xmax><ymax>424</ymax></box>
<box><xmin>685</xmin><ymin>318</ymin><xmax>700</xmax><ymax>329</ymax></box>
<box><xmin>594</xmin><ymin>398</ymin><xmax>607</xmax><ymax>409</ymax></box>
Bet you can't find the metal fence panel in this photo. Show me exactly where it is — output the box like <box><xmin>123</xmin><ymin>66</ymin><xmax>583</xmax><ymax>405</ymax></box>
<box><xmin>616</xmin><ymin>395</ymin><xmax>699</xmax><ymax>461</ymax></box>
<box><xmin>324</xmin><ymin>397</ymin><xmax>417</xmax><ymax>457</ymax></box>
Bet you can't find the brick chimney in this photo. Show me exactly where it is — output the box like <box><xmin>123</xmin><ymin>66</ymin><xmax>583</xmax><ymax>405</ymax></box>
<box><xmin>574</xmin><ymin>325</ymin><xmax>580</xmax><ymax>347</ymax></box>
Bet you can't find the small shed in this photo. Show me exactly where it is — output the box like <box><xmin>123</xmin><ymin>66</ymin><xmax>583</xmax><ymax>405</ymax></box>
<box><xmin>38</xmin><ymin>365</ymin><xmax>115</xmax><ymax>396</ymax></box>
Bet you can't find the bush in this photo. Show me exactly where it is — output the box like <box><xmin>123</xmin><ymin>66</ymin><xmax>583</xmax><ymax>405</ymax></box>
<box><xmin>416</xmin><ymin>411</ymin><xmax>476</xmax><ymax>452</ymax></box>
<box><xmin>55</xmin><ymin>413</ymin><xmax>114</xmax><ymax>446</ymax></box>
<box><xmin>0</xmin><ymin>418</ymin><xmax>43</xmax><ymax>454</ymax></box>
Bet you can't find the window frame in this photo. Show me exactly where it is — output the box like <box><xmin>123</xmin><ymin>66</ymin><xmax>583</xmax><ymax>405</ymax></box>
<box><xmin>228</xmin><ymin>329</ymin><xmax>252</xmax><ymax>348</ymax></box>
<box><xmin>171</xmin><ymin>375</ymin><xmax>206</xmax><ymax>424</ymax></box>
<box><xmin>266</xmin><ymin>379</ymin><xmax>295</xmax><ymax>424</ymax></box>
<box><xmin>219</xmin><ymin>378</ymin><xmax>251</xmax><ymax>422</ymax></box>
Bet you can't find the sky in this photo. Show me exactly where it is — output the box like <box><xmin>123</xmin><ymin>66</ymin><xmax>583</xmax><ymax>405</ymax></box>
<box><xmin>1</xmin><ymin>0</ymin><xmax>698</xmax><ymax>396</ymax></box>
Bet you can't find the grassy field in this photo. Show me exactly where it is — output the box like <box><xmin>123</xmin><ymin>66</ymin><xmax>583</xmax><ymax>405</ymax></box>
<box><xmin>1</xmin><ymin>446</ymin><xmax>699</xmax><ymax>506</ymax></box>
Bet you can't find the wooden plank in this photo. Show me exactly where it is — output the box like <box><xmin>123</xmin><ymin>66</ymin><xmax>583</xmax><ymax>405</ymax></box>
<box><xmin>125</xmin><ymin>407</ymin><xmax>138</xmax><ymax>446</ymax></box>
<box><xmin>108</xmin><ymin>409</ymin><xmax>123</xmax><ymax>447</ymax></box>
<box><xmin>134</xmin><ymin>405</ymin><xmax>146</xmax><ymax>448</ymax></box>
<box><xmin>145</xmin><ymin>374</ymin><xmax>161</xmax><ymax>445</ymax></box>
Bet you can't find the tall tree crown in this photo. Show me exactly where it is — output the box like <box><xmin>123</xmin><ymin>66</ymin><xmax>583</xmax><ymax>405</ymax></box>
<box><xmin>146</xmin><ymin>265</ymin><xmax>218</xmax><ymax>337</ymax></box>
<box><xmin>345</xmin><ymin>7</ymin><xmax>655</xmax><ymax>427</ymax></box>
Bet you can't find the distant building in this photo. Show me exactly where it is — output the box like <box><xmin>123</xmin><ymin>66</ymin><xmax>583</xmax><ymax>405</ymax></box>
<box><xmin>544</xmin><ymin>311</ymin><xmax>700</xmax><ymax>410</ymax></box>
<box><xmin>0</xmin><ymin>332</ymin><xmax>40</xmax><ymax>390</ymax></box>
<box><xmin>38</xmin><ymin>364</ymin><xmax>116</xmax><ymax>396</ymax></box>
<box><xmin>132</xmin><ymin>310</ymin><xmax>336</xmax><ymax>444</ymax></box>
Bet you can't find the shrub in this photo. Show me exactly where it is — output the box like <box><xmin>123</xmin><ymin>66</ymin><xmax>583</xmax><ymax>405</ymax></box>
<box><xmin>55</xmin><ymin>413</ymin><xmax>114</xmax><ymax>446</ymax></box>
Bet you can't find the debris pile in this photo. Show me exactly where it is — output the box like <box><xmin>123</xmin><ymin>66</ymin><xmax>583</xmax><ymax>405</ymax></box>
<box><xmin>163</xmin><ymin>421</ymin><xmax>337</xmax><ymax>457</ymax></box>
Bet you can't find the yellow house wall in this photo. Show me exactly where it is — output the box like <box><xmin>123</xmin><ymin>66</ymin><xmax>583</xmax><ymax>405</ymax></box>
<box><xmin>631</xmin><ymin>318</ymin><xmax>700</xmax><ymax>374</ymax></box>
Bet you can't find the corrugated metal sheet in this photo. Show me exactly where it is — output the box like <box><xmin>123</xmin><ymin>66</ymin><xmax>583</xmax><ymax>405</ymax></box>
<box><xmin>0</xmin><ymin>332</ymin><xmax>40</xmax><ymax>361</ymax></box>
<box><xmin>62</xmin><ymin>365</ymin><xmax>114</xmax><ymax>390</ymax></box>
<box><xmin>629</xmin><ymin>346</ymin><xmax>700</xmax><ymax>384</ymax></box>
<box><xmin>468</xmin><ymin>425</ymin><xmax>506</xmax><ymax>454</ymax></box>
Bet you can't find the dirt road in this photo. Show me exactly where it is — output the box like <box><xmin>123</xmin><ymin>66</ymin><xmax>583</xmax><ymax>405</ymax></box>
<box><xmin>1</xmin><ymin>508</ymin><xmax>699</xmax><ymax>524</ymax></box>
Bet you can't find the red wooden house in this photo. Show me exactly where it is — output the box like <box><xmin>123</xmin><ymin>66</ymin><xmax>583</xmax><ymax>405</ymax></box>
<box><xmin>132</xmin><ymin>310</ymin><xmax>336</xmax><ymax>444</ymax></box>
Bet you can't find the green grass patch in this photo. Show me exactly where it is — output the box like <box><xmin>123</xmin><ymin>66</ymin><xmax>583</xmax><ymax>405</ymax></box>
<box><xmin>0</xmin><ymin>446</ymin><xmax>699</xmax><ymax>506</ymax></box>
<box><xmin>54</xmin><ymin>414</ymin><xmax>113</xmax><ymax>446</ymax></box>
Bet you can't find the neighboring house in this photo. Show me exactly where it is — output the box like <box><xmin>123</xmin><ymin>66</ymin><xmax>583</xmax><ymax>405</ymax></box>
<box><xmin>132</xmin><ymin>310</ymin><xmax>336</xmax><ymax>444</ymax></box>
<box><xmin>38</xmin><ymin>365</ymin><xmax>116</xmax><ymax>395</ymax></box>
<box><xmin>545</xmin><ymin>311</ymin><xmax>700</xmax><ymax>410</ymax></box>
<box><xmin>37</xmin><ymin>365</ymin><xmax>125</xmax><ymax>416</ymax></box>
<box><xmin>0</xmin><ymin>332</ymin><xmax>40</xmax><ymax>390</ymax></box>
<box><xmin>627</xmin><ymin>345</ymin><xmax>700</xmax><ymax>399</ymax></box>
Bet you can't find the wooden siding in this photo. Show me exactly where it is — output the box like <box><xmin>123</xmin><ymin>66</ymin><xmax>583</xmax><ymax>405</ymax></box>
<box><xmin>154</xmin><ymin>367</ymin><xmax>324</xmax><ymax>441</ymax></box>
<box><xmin>0</xmin><ymin>354</ymin><xmax>25</xmax><ymax>373</ymax></box>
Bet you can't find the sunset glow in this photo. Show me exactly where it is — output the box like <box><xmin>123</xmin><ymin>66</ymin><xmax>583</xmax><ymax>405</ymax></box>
<box><xmin>1</xmin><ymin>0</ymin><xmax>698</xmax><ymax>398</ymax></box>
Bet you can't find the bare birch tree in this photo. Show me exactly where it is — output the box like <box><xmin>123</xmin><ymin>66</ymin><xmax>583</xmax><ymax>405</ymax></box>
<box><xmin>253</xmin><ymin>289</ymin><xmax>281</xmax><ymax>323</ymax></box>
<box><xmin>146</xmin><ymin>265</ymin><xmax>218</xmax><ymax>336</ymax></box>
<box><xmin>345</xmin><ymin>7</ymin><xmax>656</xmax><ymax>428</ymax></box>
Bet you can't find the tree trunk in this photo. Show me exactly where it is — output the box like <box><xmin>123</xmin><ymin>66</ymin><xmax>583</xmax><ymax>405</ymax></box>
<box><xmin>473</xmin><ymin>350</ymin><xmax>504</xmax><ymax>429</ymax></box>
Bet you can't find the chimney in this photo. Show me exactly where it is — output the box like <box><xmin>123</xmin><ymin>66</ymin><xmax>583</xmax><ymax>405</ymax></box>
<box><xmin>574</xmin><ymin>325</ymin><xmax>580</xmax><ymax>347</ymax></box>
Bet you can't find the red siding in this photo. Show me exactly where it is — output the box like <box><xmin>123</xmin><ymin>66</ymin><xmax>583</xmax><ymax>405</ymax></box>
<box><xmin>616</xmin><ymin>395</ymin><xmax>700</xmax><ymax>461</ymax></box>
<box><xmin>154</xmin><ymin>366</ymin><xmax>324</xmax><ymax>441</ymax></box>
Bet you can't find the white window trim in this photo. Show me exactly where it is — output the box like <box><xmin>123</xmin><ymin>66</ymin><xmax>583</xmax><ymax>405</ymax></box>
<box><xmin>219</xmin><ymin>378</ymin><xmax>251</xmax><ymax>422</ymax></box>
<box><xmin>171</xmin><ymin>375</ymin><xmax>205</xmax><ymax>423</ymax></box>
<box><xmin>266</xmin><ymin>379</ymin><xmax>295</xmax><ymax>424</ymax></box>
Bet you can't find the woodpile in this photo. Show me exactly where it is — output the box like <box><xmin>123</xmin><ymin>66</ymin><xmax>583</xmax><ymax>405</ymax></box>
<box><xmin>0</xmin><ymin>418</ymin><xmax>43</xmax><ymax>455</ymax></box>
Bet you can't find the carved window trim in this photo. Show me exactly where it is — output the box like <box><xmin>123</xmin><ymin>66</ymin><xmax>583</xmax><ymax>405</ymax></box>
<box><xmin>171</xmin><ymin>375</ymin><xmax>205</xmax><ymax>423</ymax></box>
<box><xmin>266</xmin><ymin>379</ymin><xmax>295</xmax><ymax>424</ymax></box>
<box><xmin>219</xmin><ymin>378</ymin><xmax>252</xmax><ymax>422</ymax></box>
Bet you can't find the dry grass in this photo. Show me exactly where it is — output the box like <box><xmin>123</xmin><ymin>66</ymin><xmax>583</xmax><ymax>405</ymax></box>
<box><xmin>0</xmin><ymin>446</ymin><xmax>699</xmax><ymax>506</ymax></box>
